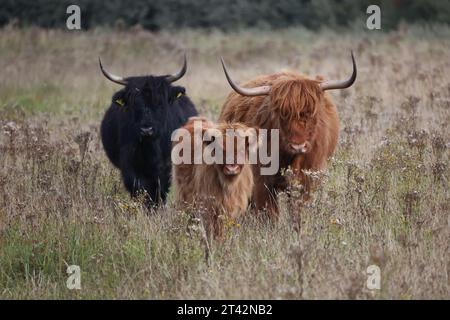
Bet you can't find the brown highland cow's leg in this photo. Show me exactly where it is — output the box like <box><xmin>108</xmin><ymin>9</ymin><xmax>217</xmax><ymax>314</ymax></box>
<box><xmin>291</xmin><ymin>155</ymin><xmax>312</xmax><ymax>202</ymax></box>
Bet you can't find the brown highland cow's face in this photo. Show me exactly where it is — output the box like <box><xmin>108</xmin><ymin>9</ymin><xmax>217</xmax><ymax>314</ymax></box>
<box><xmin>266</xmin><ymin>78</ymin><xmax>321</xmax><ymax>156</ymax></box>
<box><xmin>281</xmin><ymin>115</ymin><xmax>317</xmax><ymax>156</ymax></box>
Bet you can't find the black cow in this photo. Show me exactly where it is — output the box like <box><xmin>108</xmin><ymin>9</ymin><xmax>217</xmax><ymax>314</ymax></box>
<box><xmin>99</xmin><ymin>54</ymin><xmax>198</xmax><ymax>206</ymax></box>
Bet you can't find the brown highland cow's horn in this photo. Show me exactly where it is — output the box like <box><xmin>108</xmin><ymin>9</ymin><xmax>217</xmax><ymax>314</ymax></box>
<box><xmin>319</xmin><ymin>51</ymin><xmax>357</xmax><ymax>91</ymax></box>
<box><xmin>220</xmin><ymin>57</ymin><xmax>271</xmax><ymax>96</ymax></box>
<box><xmin>166</xmin><ymin>53</ymin><xmax>187</xmax><ymax>83</ymax></box>
<box><xmin>98</xmin><ymin>57</ymin><xmax>128</xmax><ymax>86</ymax></box>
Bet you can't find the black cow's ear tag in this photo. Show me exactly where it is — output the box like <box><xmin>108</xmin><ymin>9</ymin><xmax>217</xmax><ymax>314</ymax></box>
<box><xmin>176</xmin><ymin>92</ymin><xmax>183</xmax><ymax>98</ymax></box>
<box><xmin>115</xmin><ymin>98</ymin><xmax>125</xmax><ymax>107</ymax></box>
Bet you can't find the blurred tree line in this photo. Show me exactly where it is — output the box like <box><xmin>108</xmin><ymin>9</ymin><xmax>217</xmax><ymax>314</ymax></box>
<box><xmin>1</xmin><ymin>0</ymin><xmax>449</xmax><ymax>30</ymax></box>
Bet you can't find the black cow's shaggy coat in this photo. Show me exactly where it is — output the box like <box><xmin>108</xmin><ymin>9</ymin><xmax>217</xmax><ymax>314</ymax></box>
<box><xmin>100</xmin><ymin>68</ymin><xmax>197</xmax><ymax>206</ymax></box>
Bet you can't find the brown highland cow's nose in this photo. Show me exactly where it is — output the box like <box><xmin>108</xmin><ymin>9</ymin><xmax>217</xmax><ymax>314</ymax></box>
<box><xmin>289</xmin><ymin>142</ymin><xmax>309</xmax><ymax>154</ymax></box>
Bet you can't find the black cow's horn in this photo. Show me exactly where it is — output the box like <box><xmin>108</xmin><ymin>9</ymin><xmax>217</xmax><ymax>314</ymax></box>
<box><xmin>166</xmin><ymin>53</ymin><xmax>187</xmax><ymax>83</ymax></box>
<box><xmin>98</xmin><ymin>57</ymin><xmax>128</xmax><ymax>86</ymax></box>
<box><xmin>221</xmin><ymin>57</ymin><xmax>271</xmax><ymax>96</ymax></box>
<box><xmin>319</xmin><ymin>51</ymin><xmax>357</xmax><ymax>91</ymax></box>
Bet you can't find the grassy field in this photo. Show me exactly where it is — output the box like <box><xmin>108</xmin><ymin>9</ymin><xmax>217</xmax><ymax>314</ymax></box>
<box><xmin>0</xmin><ymin>25</ymin><xmax>449</xmax><ymax>299</ymax></box>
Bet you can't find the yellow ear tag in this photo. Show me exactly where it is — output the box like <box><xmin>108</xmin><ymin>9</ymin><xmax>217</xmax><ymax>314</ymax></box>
<box><xmin>176</xmin><ymin>92</ymin><xmax>183</xmax><ymax>98</ymax></box>
<box><xmin>115</xmin><ymin>99</ymin><xmax>125</xmax><ymax>106</ymax></box>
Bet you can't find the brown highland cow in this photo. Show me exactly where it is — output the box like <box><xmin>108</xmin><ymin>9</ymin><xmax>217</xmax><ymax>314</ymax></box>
<box><xmin>219</xmin><ymin>53</ymin><xmax>357</xmax><ymax>219</ymax></box>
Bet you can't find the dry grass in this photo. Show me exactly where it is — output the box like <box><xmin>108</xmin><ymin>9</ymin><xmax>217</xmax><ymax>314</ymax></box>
<box><xmin>0</xmin><ymin>25</ymin><xmax>449</xmax><ymax>299</ymax></box>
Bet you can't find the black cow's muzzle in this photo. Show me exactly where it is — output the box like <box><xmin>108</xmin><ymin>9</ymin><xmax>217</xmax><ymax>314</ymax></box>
<box><xmin>140</xmin><ymin>127</ymin><xmax>154</xmax><ymax>137</ymax></box>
